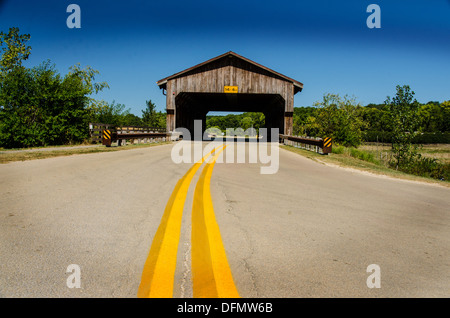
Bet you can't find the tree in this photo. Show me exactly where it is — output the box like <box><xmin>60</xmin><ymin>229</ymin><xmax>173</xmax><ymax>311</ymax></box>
<box><xmin>418</xmin><ymin>102</ymin><xmax>442</xmax><ymax>132</ymax></box>
<box><xmin>313</xmin><ymin>93</ymin><xmax>363</xmax><ymax>147</ymax></box>
<box><xmin>141</xmin><ymin>100</ymin><xmax>166</xmax><ymax>129</ymax></box>
<box><xmin>0</xmin><ymin>27</ymin><xmax>110</xmax><ymax>147</ymax></box>
<box><xmin>442</xmin><ymin>101</ymin><xmax>450</xmax><ymax>132</ymax></box>
<box><xmin>155</xmin><ymin>111</ymin><xmax>166</xmax><ymax>129</ymax></box>
<box><xmin>385</xmin><ymin>85</ymin><xmax>421</xmax><ymax>169</ymax></box>
<box><xmin>0</xmin><ymin>61</ymin><xmax>109</xmax><ymax>147</ymax></box>
<box><xmin>141</xmin><ymin>99</ymin><xmax>158</xmax><ymax>127</ymax></box>
<box><xmin>240</xmin><ymin>116</ymin><xmax>254</xmax><ymax>131</ymax></box>
<box><xmin>248</xmin><ymin>112</ymin><xmax>265</xmax><ymax>136</ymax></box>
<box><xmin>88</xmin><ymin>100</ymin><xmax>130</xmax><ymax>127</ymax></box>
<box><xmin>293</xmin><ymin>107</ymin><xmax>320</xmax><ymax>136</ymax></box>
<box><xmin>123</xmin><ymin>113</ymin><xmax>143</xmax><ymax>127</ymax></box>
<box><xmin>303</xmin><ymin>116</ymin><xmax>321</xmax><ymax>137</ymax></box>
<box><xmin>0</xmin><ymin>27</ymin><xmax>31</xmax><ymax>74</ymax></box>
<box><xmin>0</xmin><ymin>59</ymin><xmax>110</xmax><ymax>147</ymax></box>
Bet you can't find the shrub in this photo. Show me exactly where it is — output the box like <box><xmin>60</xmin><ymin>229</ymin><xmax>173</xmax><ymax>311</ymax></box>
<box><xmin>398</xmin><ymin>156</ymin><xmax>449</xmax><ymax>181</ymax></box>
<box><xmin>349</xmin><ymin>147</ymin><xmax>378</xmax><ymax>164</ymax></box>
<box><xmin>332</xmin><ymin>145</ymin><xmax>345</xmax><ymax>154</ymax></box>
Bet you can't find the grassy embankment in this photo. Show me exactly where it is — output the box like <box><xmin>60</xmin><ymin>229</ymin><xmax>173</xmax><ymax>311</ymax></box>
<box><xmin>281</xmin><ymin>142</ymin><xmax>450</xmax><ymax>187</ymax></box>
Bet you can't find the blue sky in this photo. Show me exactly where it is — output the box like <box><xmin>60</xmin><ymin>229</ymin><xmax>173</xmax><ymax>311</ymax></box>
<box><xmin>1</xmin><ymin>0</ymin><xmax>449</xmax><ymax>115</ymax></box>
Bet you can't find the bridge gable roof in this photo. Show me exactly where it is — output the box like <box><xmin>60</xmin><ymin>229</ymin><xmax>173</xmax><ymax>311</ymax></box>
<box><xmin>156</xmin><ymin>51</ymin><xmax>303</xmax><ymax>94</ymax></box>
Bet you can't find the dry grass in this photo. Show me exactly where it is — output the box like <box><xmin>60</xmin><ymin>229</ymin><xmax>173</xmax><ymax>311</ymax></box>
<box><xmin>359</xmin><ymin>143</ymin><xmax>450</xmax><ymax>164</ymax></box>
<box><xmin>281</xmin><ymin>144</ymin><xmax>450</xmax><ymax>188</ymax></box>
<box><xmin>0</xmin><ymin>142</ymin><xmax>171</xmax><ymax>164</ymax></box>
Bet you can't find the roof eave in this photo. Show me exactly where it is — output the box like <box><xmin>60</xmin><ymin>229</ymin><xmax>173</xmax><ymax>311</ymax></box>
<box><xmin>156</xmin><ymin>51</ymin><xmax>303</xmax><ymax>92</ymax></box>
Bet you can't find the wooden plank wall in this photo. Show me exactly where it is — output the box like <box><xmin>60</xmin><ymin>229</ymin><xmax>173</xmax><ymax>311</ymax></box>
<box><xmin>165</xmin><ymin>56</ymin><xmax>295</xmax><ymax>134</ymax></box>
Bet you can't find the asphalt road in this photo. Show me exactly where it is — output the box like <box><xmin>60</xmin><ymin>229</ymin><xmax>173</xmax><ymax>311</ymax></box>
<box><xmin>1</xmin><ymin>141</ymin><xmax>449</xmax><ymax>297</ymax></box>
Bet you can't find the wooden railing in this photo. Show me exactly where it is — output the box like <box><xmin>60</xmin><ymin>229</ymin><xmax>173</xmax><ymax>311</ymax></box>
<box><xmin>89</xmin><ymin>123</ymin><xmax>113</xmax><ymax>143</ymax></box>
<box><xmin>89</xmin><ymin>123</ymin><xmax>167</xmax><ymax>144</ymax></box>
<box><xmin>116</xmin><ymin>126</ymin><xmax>166</xmax><ymax>133</ymax></box>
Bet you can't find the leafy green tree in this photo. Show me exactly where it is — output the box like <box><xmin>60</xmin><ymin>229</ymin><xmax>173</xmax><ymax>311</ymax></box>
<box><xmin>385</xmin><ymin>85</ymin><xmax>421</xmax><ymax>169</ymax></box>
<box><xmin>0</xmin><ymin>60</ymin><xmax>109</xmax><ymax>147</ymax></box>
<box><xmin>441</xmin><ymin>101</ymin><xmax>450</xmax><ymax>132</ymax></box>
<box><xmin>224</xmin><ymin>114</ymin><xmax>241</xmax><ymax>129</ymax></box>
<box><xmin>293</xmin><ymin>107</ymin><xmax>318</xmax><ymax>136</ymax></box>
<box><xmin>240</xmin><ymin>116</ymin><xmax>254</xmax><ymax>130</ymax></box>
<box><xmin>67</xmin><ymin>63</ymin><xmax>109</xmax><ymax>97</ymax></box>
<box><xmin>141</xmin><ymin>99</ymin><xmax>159</xmax><ymax>127</ymax></box>
<box><xmin>0</xmin><ymin>27</ymin><xmax>109</xmax><ymax>147</ymax></box>
<box><xmin>140</xmin><ymin>100</ymin><xmax>166</xmax><ymax>129</ymax></box>
<box><xmin>359</xmin><ymin>107</ymin><xmax>380</xmax><ymax>131</ymax></box>
<box><xmin>123</xmin><ymin>113</ymin><xmax>143</xmax><ymax>127</ymax></box>
<box><xmin>156</xmin><ymin>111</ymin><xmax>167</xmax><ymax>129</ymax></box>
<box><xmin>88</xmin><ymin>100</ymin><xmax>130</xmax><ymax>127</ymax></box>
<box><xmin>254</xmin><ymin>112</ymin><xmax>265</xmax><ymax>127</ymax></box>
<box><xmin>313</xmin><ymin>93</ymin><xmax>363</xmax><ymax>147</ymax></box>
<box><xmin>416</xmin><ymin>101</ymin><xmax>450</xmax><ymax>133</ymax></box>
<box><xmin>303</xmin><ymin>116</ymin><xmax>321</xmax><ymax>137</ymax></box>
<box><xmin>247</xmin><ymin>112</ymin><xmax>265</xmax><ymax>135</ymax></box>
<box><xmin>0</xmin><ymin>27</ymin><xmax>31</xmax><ymax>73</ymax></box>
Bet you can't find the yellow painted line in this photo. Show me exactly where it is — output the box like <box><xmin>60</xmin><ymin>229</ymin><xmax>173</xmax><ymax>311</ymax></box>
<box><xmin>191</xmin><ymin>145</ymin><xmax>240</xmax><ymax>298</ymax></box>
<box><xmin>137</xmin><ymin>145</ymin><xmax>224</xmax><ymax>298</ymax></box>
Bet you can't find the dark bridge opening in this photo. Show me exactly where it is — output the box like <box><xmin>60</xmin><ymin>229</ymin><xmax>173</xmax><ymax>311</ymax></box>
<box><xmin>175</xmin><ymin>92</ymin><xmax>285</xmax><ymax>140</ymax></box>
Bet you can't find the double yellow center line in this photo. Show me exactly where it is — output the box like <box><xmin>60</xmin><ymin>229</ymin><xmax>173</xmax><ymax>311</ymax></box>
<box><xmin>137</xmin><ymin>144</ymin><xmax>239</xmax><ymax>298</ymax></box>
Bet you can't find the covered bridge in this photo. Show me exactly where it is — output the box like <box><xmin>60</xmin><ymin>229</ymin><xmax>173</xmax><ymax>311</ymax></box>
<box><xmin>156</xmin><ymin>51</ymin><xmax>303</xmax><ymax>139</ymax></box>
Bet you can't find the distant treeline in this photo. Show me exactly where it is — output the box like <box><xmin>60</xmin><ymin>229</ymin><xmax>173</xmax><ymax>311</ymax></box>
<box><xmin>206</xmin><ymin>112</ymin><xmax>265</xmax><ymax>134</ymax></box>
<box><xmin>206</xmin><ymin>98</ymin><xmax>450</xmax><ymax>146</ymax></box>
<box><xmin>292</xmin><ymin>99</ymin><xmax>450</xmax><ymax>145</ymax></box>
<box><xmin>362</xmin><ymin>131</ymin><xmax>450</xmax><ymax>144</ymax></box>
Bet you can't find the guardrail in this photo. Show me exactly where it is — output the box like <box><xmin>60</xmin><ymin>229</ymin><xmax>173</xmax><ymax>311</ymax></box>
<box><xmin>89</xmin><ymin>123</ymin><xmax>114</xmax><ymax>143</ymax></box>
<box><xmin>116</xmin><ymin>126</ymin><xmax>166</xmax><ymax>133</ymax></box>
<box><xmin>102</xmin><ymin>128</ymin><xmax>169</xmax><ymax>147</ymax></box>
<box><xmin>89</xmin><ymin>123</ymin><xmax>167</xmax><ymax>144</ymax></box>
<box><xmin>279</xmin><ymin>134</ymin><xmax>332</xmax><ymax>155</ymax></box>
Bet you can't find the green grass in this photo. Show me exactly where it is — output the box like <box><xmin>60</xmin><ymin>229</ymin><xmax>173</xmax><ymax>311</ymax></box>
<box><xmin>331</xmin><ymin>144</ymin><xmax>379</xmax><ymax>164</ymax></box>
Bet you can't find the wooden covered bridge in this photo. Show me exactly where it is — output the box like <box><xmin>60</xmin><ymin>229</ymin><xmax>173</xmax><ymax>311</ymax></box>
<box><xmin>156</xmin><ymin>51</ymin><xmax>303</xmax><ymax>140</ymax></box>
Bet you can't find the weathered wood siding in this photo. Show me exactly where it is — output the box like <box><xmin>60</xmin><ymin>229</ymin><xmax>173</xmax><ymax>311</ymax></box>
<box><xmin>164</xmin><ymin>55</ymin><xmax>297</xmax><ymax>134</ymax></box>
